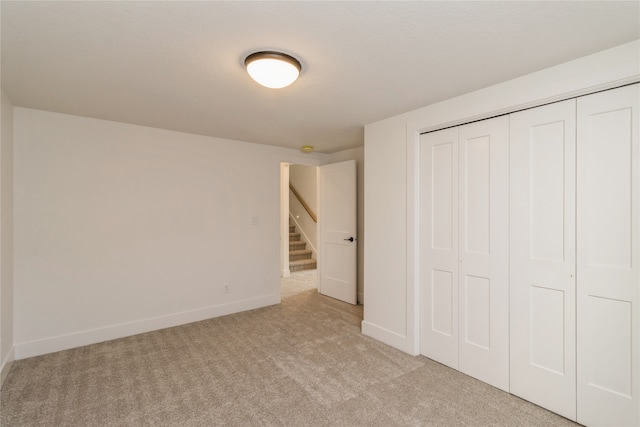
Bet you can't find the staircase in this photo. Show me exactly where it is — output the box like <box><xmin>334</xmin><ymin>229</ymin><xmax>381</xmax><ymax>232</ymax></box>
<box><xmin>289</xmin><ymin>222</ymin><xmax>317</xmax><ymax>272</ymax></box>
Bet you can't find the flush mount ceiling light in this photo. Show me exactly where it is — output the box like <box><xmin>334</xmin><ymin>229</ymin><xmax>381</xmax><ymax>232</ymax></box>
<box><xmin>245</xmin><ymin>51</ymin><xmax>301</xmax><ymax>89</ymax></box>
<box><xmin>301</xmin><ymin>145</ymin><xmax>314</xmax><ymax>153</ymax></box>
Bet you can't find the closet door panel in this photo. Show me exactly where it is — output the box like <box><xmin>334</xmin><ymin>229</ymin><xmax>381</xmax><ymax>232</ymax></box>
<box><xmin>458</xmin><ymin>116</ymin><xmax>510</xmax><ymax>392</ymax></box>
<box><xmin>577</xmin><ymin>84</ymin><xmax>639</xmax><ymax>427</ymax></box>
<box><xmin>420</xmin><ymin>127</ymin><xmax>459</xmax><ymax>369</ymax></box>
<box><xmin>510</xmin><ymin>99</ymin><xmax>577</xmax><ymax>420</ymax></box>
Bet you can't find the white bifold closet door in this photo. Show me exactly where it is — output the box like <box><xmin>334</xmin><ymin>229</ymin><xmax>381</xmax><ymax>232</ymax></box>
<box><xmin>576</xmin><ymin>84</ymin><xmax>639</xmax><ymax>427</ymax></box>
<box><xmin>420</xmin><ymin>126</ymin><xmax>459</xmax><ymax>368</ymax></box>
<box><xmin>509</xmin><ymin>99</ymin><xmax>577</xmax><ymax>421</ymax></box>
<box><xmin>420</xmin><ymin>116</ymin><xmax>509</xmax><ymax>392</ymax></box>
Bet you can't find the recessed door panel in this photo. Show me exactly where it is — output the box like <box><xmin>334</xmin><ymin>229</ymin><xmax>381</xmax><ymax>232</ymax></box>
<box><xmin>530</xmin><ymin>121</ymin><xmax>566</xmax><ymax>263</ymax></box>
<box><xmin>530</xmin><ymin>286</ymin><xmax>565</xmax><ymax>375</ymax></box>
<box><xmin>432</xmin><ymin>143</ymin><xmax>455</xmax><ymax>251</ymax></box>
<box><xmin>324</xmin><ymin>242</ymin><xmax>353</xmax><ymax>287</ymax></box>
<box><xmin>587</xmin><ymin>296</ymin><xmax>632</xmax><ymax>398</ymax></box>
<box><xmin>432</xmin><ymin>269</ymin><xmax>454</xmax><ymax>336</ymax></box>
<box><xmin>510</xmin><ymin>99</ymin><xmax>577</xmax><ymax>420</ymax></box>
<box><xmin>585</xmin><ymin>108</ymin><xmax>633</xmax><ymax>270</ymax></box>
<box><xmin>577</xmin><ymin>84</ymin><xmax>639</xmax><ymax>427</ymax></box>
<box><xmin>463</xmin><ymin>136</ymin><xmax>490</xmax><ymax>255</ymax></box>
<box><xmin>464</xmin><ymin>275</ymin><xmax>490</xmax><ymax>349</ymax></box>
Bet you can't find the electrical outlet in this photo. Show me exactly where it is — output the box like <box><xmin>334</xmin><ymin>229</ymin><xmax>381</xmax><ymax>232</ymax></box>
<box><xmin>224</xmin><ymin>283</ymin><xmax>230</xmax><ymax>294</ymax></box>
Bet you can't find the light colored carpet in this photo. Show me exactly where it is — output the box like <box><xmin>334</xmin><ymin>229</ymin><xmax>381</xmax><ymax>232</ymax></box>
<box><xmin>1</xmin><ymin>271</ymin><xmax>579</xmax><ymax>426</ymax></box>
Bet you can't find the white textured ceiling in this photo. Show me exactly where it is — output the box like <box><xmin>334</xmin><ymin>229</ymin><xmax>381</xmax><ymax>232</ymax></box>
<box><xmin>2</xmin><ymin>1</ymin><xmax>639</xmax><ymax>153</ymax></box>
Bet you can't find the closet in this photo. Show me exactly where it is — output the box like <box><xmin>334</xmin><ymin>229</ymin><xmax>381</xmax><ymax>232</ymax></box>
<box><xmin>419</xmin><ymin>116</ymin><xmax>510</xmax><ymax>392</ymax></box>
<box><xmin>419</xmin><ymin>83</ymin><xmax>639</xmax><ymax>426</ymax></box>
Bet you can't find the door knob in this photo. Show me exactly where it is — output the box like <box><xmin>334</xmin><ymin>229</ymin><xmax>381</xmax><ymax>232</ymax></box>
<box><xmin>344</xmin><ymin>237</ymin><xmax>355</xmax><ymax>242</ymax></box>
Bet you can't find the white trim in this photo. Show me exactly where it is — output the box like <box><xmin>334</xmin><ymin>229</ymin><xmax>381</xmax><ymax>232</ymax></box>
<box><xmin>405</xmin><ymin>127</ymin><xmax>421</xmax><ymax>356</ymax></box>
<box><xmin>405</xmin><ymin>40</ymin><xmax>640</xmax><ymax>357</ymax></box>
<box><xmin>14</xmin><ymin>295</ymin><xmax>280</xmax><ymax>360</ymax></box>
<box><xmin>0</xmin><ymin>347</ymin><xmax>15</xmax><ymax>388</ymax></box>
<box><xmin>361</xmin><ymin>320</ymin><xmax>407</xmax><ymax>353</ymax></box>
<box><xmin>280</xmin><ymin>163</ymin><xmax>290</xmax><ymax>278</ymax></box>
<box><xmin>409</xmin><ymin>77</ymin><xmax>639</xmax><ymax>137</ymax></box>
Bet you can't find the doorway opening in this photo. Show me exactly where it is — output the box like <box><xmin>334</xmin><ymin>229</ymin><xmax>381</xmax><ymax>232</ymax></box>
<box><xmin>280</xmin><ymin>160</ymin><xmax>358</xmax><ymax>305</ymax></box>
<box><xmin>280</xmin><ymin>163</ymin><xmax>319</xmax><ymax>295</ymax></box>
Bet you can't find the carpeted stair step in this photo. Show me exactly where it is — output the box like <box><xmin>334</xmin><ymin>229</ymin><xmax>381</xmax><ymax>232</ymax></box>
<box><xmin>289</xmin><ymin>240</ymin><xmax>306</xmax><ymax>250</ymax></box>
<box><xmin>289</xmin><ymin>258</ymin><xmax>317</xmax><ymax>272</ymax></box>
<box><xmin>290</xmin><ymin>249</ymin><xmax>312</xmax><ymax>261</ymax></box>
<box><xmin>289</xmin><ymin>221</ymin><xmax>316</xmax><ymax>272</ymax></box>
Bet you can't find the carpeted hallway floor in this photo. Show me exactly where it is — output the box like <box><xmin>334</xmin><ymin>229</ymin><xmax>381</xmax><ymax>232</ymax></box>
<box><xmin>0</xmin><ymin>271</ymin><xmax>579</xmax><ymax>426</ymax></box>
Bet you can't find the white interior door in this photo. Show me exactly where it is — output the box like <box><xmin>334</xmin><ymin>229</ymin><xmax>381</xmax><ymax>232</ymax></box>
<box><xmin>419</xmin><ymin>127</ymin><xmax>459</xmax><ymax>369</ymax></box>
<box><xmin>509</xmin><ymin>99</ymin><xmax>577</xmax><ymax>420</ymax></box>
<box><xmin>318</xmin><ymin>160</ymin><xmax>357</xmax><ymax>304</ymax></box>
<box><xmin>457</xmin><ymin>116</ymin><xmax>509</xmax><ymax>392</ymax></box>
<box><xmin>577</xmin><ymin>84</ymin><xmax>639</xmax><ymax>427</ymax></box>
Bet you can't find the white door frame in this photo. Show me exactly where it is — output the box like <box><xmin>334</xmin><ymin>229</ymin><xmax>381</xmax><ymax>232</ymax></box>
<box><xmin>280</xmin><ymin>158</ymin><xmax>324</xmax><ymax>284</ymax></box>
<box><xmin>280</xmin><ymin>163</ymin><xmax>291</xmax><ymax>278</ymax></box>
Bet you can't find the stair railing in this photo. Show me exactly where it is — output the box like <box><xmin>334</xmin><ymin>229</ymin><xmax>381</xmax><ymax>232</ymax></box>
<box><xmin>289</xmin><ymin>184</ymin><xmax>317</xmax><ymax>223</ymax></box>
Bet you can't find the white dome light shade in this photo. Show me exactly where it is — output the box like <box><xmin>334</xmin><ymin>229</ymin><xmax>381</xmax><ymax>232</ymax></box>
<box><xmin>245</xmin><ymin>51</ymin><xmax>301</xmax><ymax>89</ymax></box>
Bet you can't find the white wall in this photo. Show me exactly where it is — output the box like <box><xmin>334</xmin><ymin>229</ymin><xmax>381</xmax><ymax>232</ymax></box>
<box><xmin>362</xmin><ymin>120</ymin><xmax>407</xmax><ymax>348</ymax></box>
<box><xmin>363</xmin><ymin>40</ymin><xmax>640</xmax><ymax>354</ymax></box>
<box><xmin>289</xmin><ymin>164</ymin><xmax>317</xmax><ymax>214</ymax></box>
<box><xmin>13</xmin><ymin>108</ymin><xmax>327</xmax><ymax>359</ymax></box>
<box><xmin>329</xmin><ymin>147</ymin><xmax>365</xmax><ymax>304</ymax></box>
<box><xmin>1</xmin><ymin>91</ymin><xmax>15</xmax><ymax>384</ymax></box>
